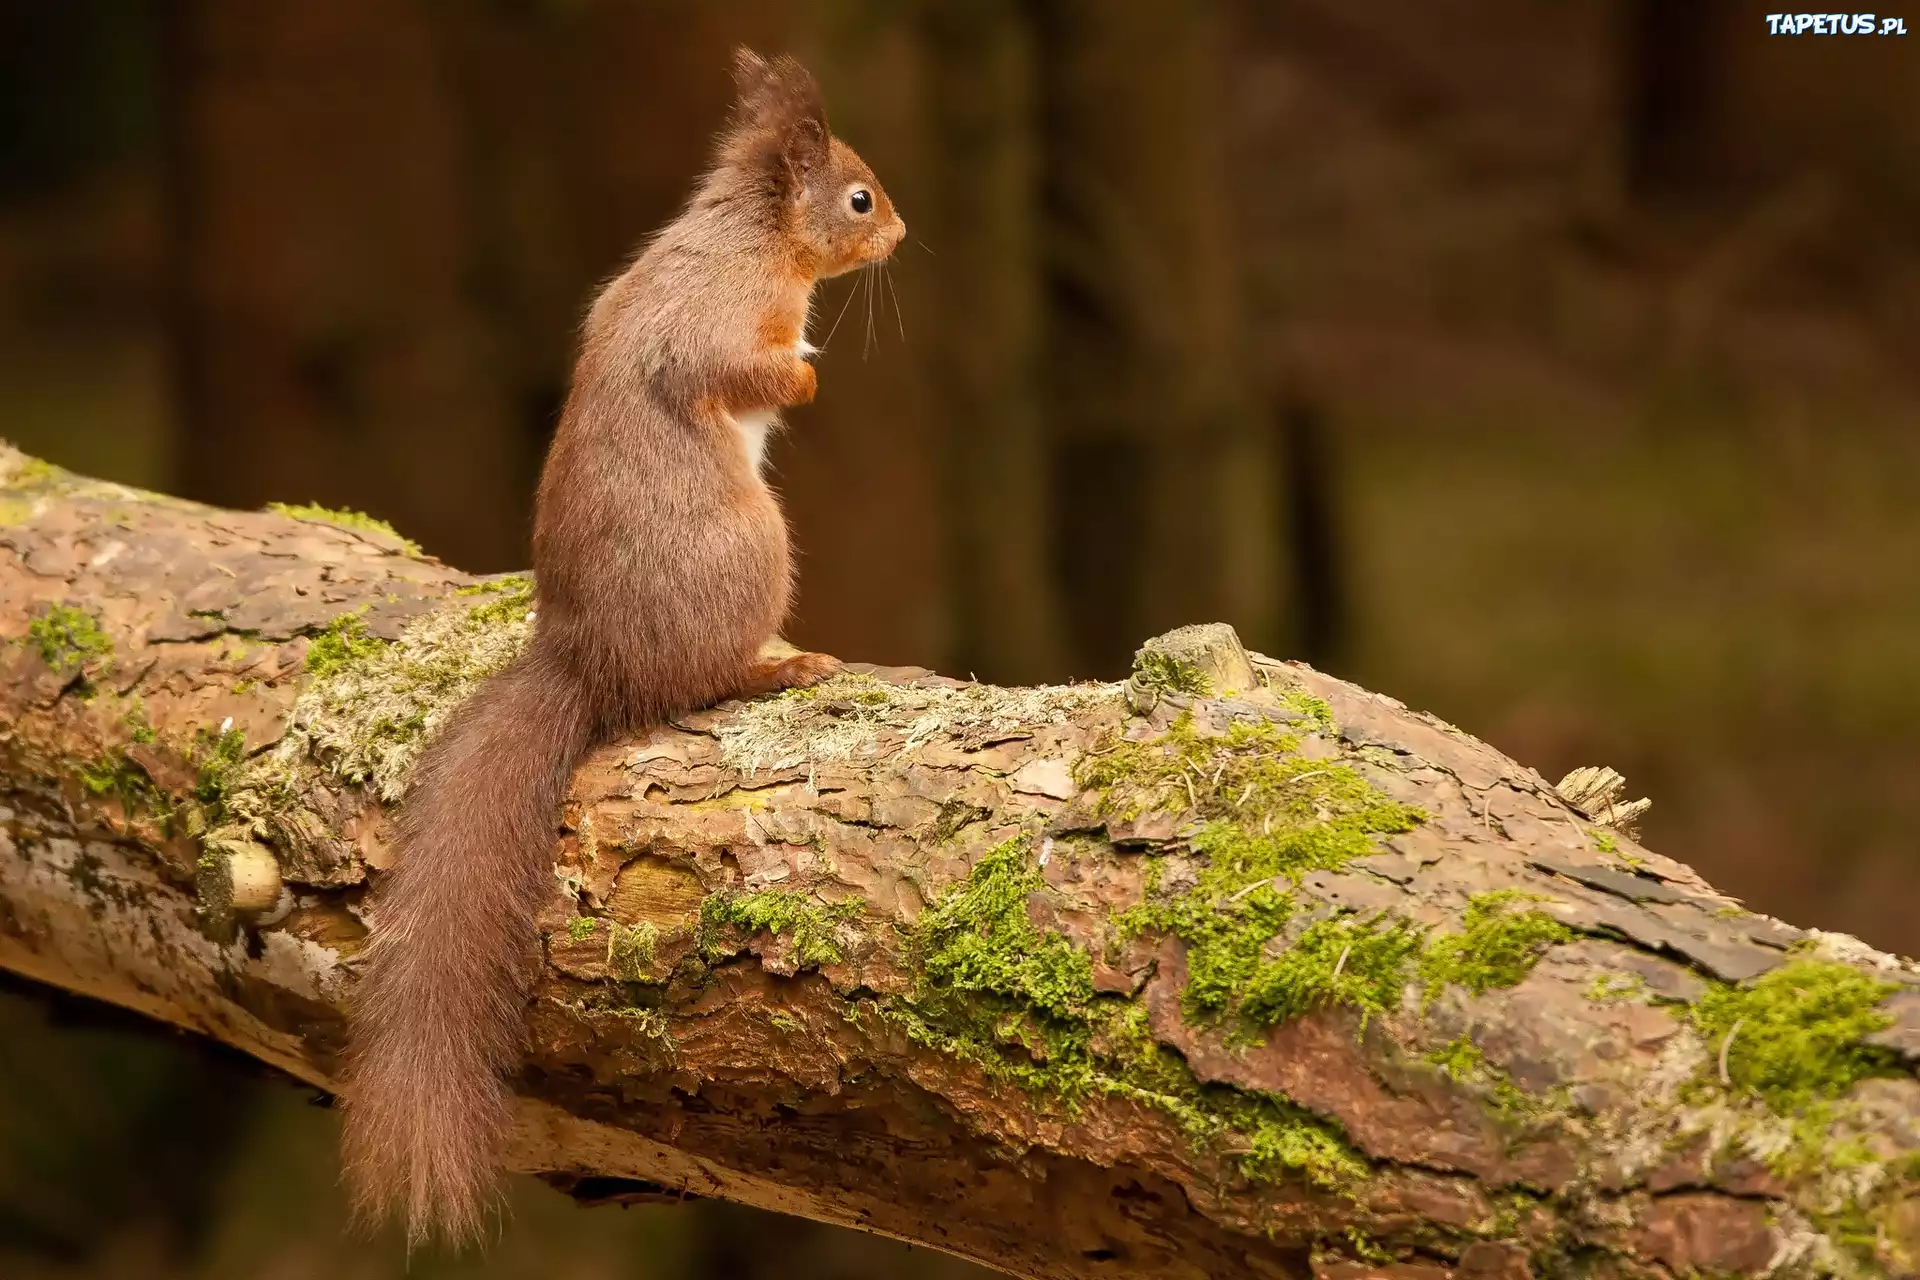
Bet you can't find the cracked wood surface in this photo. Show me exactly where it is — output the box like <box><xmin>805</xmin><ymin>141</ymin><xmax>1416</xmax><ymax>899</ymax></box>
<box><xmin>3</xmin><ymin>445</ymin><xmax>1920</xmax><ymax>1280</ymax></box>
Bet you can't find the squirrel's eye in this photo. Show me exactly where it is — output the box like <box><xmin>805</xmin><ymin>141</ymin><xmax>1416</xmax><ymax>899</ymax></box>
<box><xmin>849</xmin><ymin>189</ymin><xmax>873</xmax><ymax>215</ymax></box>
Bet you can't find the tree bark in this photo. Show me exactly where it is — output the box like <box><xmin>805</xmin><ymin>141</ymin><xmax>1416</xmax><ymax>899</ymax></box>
<box><xmin>4</xmin><ymin>444</ymin><xmax>1919</xmax><ymax>1280</ymax></box>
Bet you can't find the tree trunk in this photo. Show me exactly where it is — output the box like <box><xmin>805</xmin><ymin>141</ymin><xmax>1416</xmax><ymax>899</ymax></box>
<box><xmin>1037</xmin><ymin>0</ymin><xmax>1280</xmax><ymax>677</ymax></box>
<box><xmin>162</xmin><ymin>0</ymin><xmax>533</xmax><ymax>571</ymax></box>
<box><xmin>4</xmin><ymin>445</ymin><xmax>1919</xmax><ymax>1280</ymax></box>
<box><xmin>916</xmin><ymin>0</ymin><xmax>1066</xmax><ymax>686</ymax></box>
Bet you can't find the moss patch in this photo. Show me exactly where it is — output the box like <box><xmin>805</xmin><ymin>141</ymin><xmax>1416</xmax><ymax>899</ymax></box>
<box><xmin>27</xmin><ymin>604</ymin><xmax>112</xmax><ymax>674</ymax></box>
<box><xmin>189</xmin><ymin>727</ymin><xmax>250</xmax><ymax>822</ymax></box>
<box><xmin>282</xmin><ymin>580</ymin><xmax>535</xmax><ymax>801</ymax></box>
<box><xmin>77</xmin><ymin>750</ymin><xmax>161</xmax><ymax>818</ymax></box>
<box><xmin>699</xmin><ymin>890</ymin><xmax>862</xmax><ymax>969</ymax></box>
<box><xmin>454</xmin><ymin>574</ymin><xmax>536</xmax><ymax>626</ymax></box>
<box><xmin>76</xmin><ymin>721</ymin><xmax>247</xmax><ymax>843</ymax></box>
<box><xmin>1239</xmin><ymin>913</ymin><xmax>1427</xmax><ymax>1029</ymax></box>
<box><xmin>1079</xmin><ymin>712</ymin><xmax>1421</xmax><ymax>852</ymax></box>
<box><xmin>606</xmin><ymin>920</ymin><xmax>659</xmax><ymax>979</ymax></box>
<box><xmin>1424</xmin><ymin>1036</ymin><xmax>1556</xmax><ymax>1127</ymax></box>
<box><xmin>195</xmin><ymin>580</ymin><xmax>537</xmax><ymax>877</ymax></box>
<box><xmin>267</xmin><ymin>501</ymin><xmax>421</xmax><ymax>555</ymax></box>
<box><xmin>1268</xmin><ymin>683</ymin><xmax>1336</xmax><ymax>734</ymax></box>
<box><xmin>1689</xmin><ymin>959</ymin><xmax>1901</xmax><ymax>1113</ymax></box>
<box><xmin>1133</xmin><ymin>649</ymin><xmax>1212</xmax><ymax>697</ymax></box>
<box><xmin>912</xmin><ymin>838</ymin><xmax>1096</xmax><ymax>1020</ymax></box>
<box><xmin>565</xmin><ymin>916</ymin><xmax>599</xmax><ymax>944</ymax></box>
<box><xmin>1584</xmin><ymin>972</ymin><xmax>1646</xmax><ymax>1004</ymax></box>
<box><xmin>889</xmin><ymin>837</ymin><xmax>1368</xmax><ymax>1190</ymax></box>
<box><xmin>1094</xmin><ymin>712</ymin><xmax>1424</xmax><ymax>1029</ymax></box>
<box><xmin>304</xmin><ymin>612</ymin><xmax>387</xmax><ymax>679</ymax></box>
<box><xmin>1419</xmin><ymin>890</ymin><xmax>1572</xmax><ymax>1003</ymax></box>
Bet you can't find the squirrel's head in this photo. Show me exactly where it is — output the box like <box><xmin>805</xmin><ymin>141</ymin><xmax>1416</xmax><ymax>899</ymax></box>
<box><xmin>726</xmin><ymin>49</ymin><xmax>905</xmax><ymax>279</ymax></box>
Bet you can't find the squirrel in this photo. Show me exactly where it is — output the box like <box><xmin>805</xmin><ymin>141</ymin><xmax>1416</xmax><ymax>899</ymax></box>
<box><xmin>340</xmin><ymin>49</ymin><xmax>904</xmax><ymax>1247</ymax></box>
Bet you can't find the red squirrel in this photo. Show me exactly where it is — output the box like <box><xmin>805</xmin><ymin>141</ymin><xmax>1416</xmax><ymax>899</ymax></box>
<box><xmin>341</xmin><ymin>49</ymin><xmax>904</xmax><ymax>1245</ymax></box>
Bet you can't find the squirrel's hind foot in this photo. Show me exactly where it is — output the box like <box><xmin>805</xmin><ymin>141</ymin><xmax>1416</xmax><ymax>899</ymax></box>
<box><xmin>734</xmin><ymin>650</ymin><xmax>842</xmax><ymax>699</ymax></box>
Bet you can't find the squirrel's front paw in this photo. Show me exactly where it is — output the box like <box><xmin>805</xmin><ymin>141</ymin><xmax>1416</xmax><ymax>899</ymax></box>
<box><xmin>788</xmin><ymin>359</ymin><xmax>818</xmax><ymax>405</ymax></box>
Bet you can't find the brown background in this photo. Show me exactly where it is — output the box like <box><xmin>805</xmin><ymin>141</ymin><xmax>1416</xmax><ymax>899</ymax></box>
<box><xmin>2</xmin><ymin>1</ymin><xmax>1916</xmax><ymax>1276</ymax></box>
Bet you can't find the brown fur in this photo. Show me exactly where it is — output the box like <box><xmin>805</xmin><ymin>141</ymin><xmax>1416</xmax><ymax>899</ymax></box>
<box><xmin>340</xmin><ymin>49</ymin><xmax>903</xmax><ymax>1248</ymax></box>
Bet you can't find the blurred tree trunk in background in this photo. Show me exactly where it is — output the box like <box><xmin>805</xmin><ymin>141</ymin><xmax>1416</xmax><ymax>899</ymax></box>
<box><xmin>163</xmin><ymin>0</ymin><xmax>531</xmax><ymax>570</ymax></box>
<box><xmin>914</xmin><ymin>0</ymin><xmax>1065</xmax><ymax>686</ymax></box>
<box><xmin>1036</xmin><ymin>0</ymin><xmax>1278</xmax><ymax>680</ymax></box>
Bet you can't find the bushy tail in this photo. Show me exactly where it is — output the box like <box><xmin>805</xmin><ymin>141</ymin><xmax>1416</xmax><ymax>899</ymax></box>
<box><xmin>341</xmin><ymin>643</ymin><xmax>595</xmax><ymax>1247</ymax></box>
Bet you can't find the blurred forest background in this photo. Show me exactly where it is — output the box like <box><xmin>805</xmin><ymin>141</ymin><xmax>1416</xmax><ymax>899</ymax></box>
<box><xmin>2</xmin><ymin>0</ymin><xmax>1916</xmax><ymax>1276</ymax></box>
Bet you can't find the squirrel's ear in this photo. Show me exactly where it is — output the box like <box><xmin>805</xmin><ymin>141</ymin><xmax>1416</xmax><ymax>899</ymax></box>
<box><xmin>779</xmin><ymin>116</ymin><xmax>829</xmax><ymax>194</ymax></box>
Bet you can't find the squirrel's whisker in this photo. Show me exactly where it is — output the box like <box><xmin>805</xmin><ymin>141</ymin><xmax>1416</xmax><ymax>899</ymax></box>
<box><xmin>883</xmin><ymin>262</ymin><xmax>906</xmax><ymax>343</ymax></box>
<box><xmin>862</xmin><ymin>263</ymin><xmax>876</xmax><ymax>360</ymax></box>
<box><xmin>821</xmin><ymin>273</ymin><xmax>861</xmax><ymax>351</ymax></box>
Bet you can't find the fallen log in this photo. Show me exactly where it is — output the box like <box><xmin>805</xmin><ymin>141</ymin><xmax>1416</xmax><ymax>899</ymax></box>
<box><xmin>3</xmin><ymin>442</ymin><xmax>1918</xmax><ymax>1279</ymax></box>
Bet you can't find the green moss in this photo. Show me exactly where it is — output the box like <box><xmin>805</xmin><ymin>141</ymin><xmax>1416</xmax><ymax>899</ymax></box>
<box><xmin>911</xmin><ymin>838</ymin><xmax>1095</xmax><ymax>1020</ymax></box>
<box><xmin>457</xmin><ymin>575</ymin><xmax>535</xmax><ymax>628</ymax></box>
<box><xmin>768</xmin><ymin>1011</ymin><xmax>803</xmax><ymax>1034</ymax></box>
<box><xmin>267</xmin><ymin>501</ymin><xmax>422</xmax><ymax>554</ymax></box>
<box><xmin>1130</xmin><ymin>864</ymin><xmax>1295</xmax><ymax>1023</ymax></box>
<box><xmin>1239</xmin><ymin>913</ymin><xmax>1426</xmax><ymax>1029</ymax></box>
<box><xmin>1584</xmin><ymin>972</ymin><xmax>1646</xmax><ymax>1004</ymax></box>
<box><xmin>1080</xmin><ymin>712</ymin><xmax>1421</xmax><ymax>840</ymax></box>
<box><xmin>304</xmin><ymin>612</ymin><xmax>387</xmax><ymax>678</ymax></box>
<box><xmin>1273</xmin><ymin>687</ymin><xmax>1336</xmax><ymax>734</ymax></box>
<box><xmin>453</xmin><ymin>574</ymin><xmax>530</xmax><ymax>597</ymax></box>
<box><xmin>270</xmin><ymin>579</ymin><xmax>538</xmax><ymax>807</ymax></box>
<box><xmin>11</xmin><ymin>456</ymin><xmax>58</xmax><ymax>487</ymax></box>
<box><xmin>888</xmin><ymin>838</ymin><xmax>1369</xmax><ymax>1190</ymax></box>
<box><xmin>26</xmin><ymin>604</ymin><xmax>112</xmax><ymax>674</ymax></box>
<box><xmin>190</xmin><ymin>727</ymin><xmax>249</xmax><ymax>819</ymax></box>
<box><xmin>1133</xmin><ymin>649</ymin><xmax>1212</xmax><ymax>696</ymax></box>
<box><xmin>606</xmin><ymin>920</ymin><xmax>659</xmax><ymax>979</ymax></box>
<box><xmin>77</xmin><ymin>750</ymin><xmax>161</xmax><ymax>817</ymax></box>
<box><xmin>1688</xmin><ymin>959</ymin><xmax>1900</xmax><ymax>1113</ymax></box>
<box><xmin>569</xmin><ymin>988</ymin><xmax>675</xmax><ymax>1042</ymax></box>
<box><xmin>565</xmin><ymin>916</ymin><xmax>599</xmax><ymax>944</ymax></box>
<box><xmin>1423</xmin><ymin>1036</ymin><xmax>1550</xmax><ymax>1126</ymax></box>
<box><xmin>699</xmin><ymin>890</ymin><xmax>862</xmax><ymax>969</ymax></box>
<box><xmin>1419</xmin><ymin>890</ymin><xmax>1573</xmax><ymax>1003</ymax></box>
<box><xmin>1093</xmin><ymin>712</ymin><xmax>1425</xmax><ymax>1029</ymax></box>
<box><xmin>1592</xmin><ymin>831</ymin><xmax>1618</xmax><ymax>854</ymax></box>
<box><xmin>1343</xmin><ymin>1227</ymin><xmax>1397</xmax><ymax>1266</ymax></box>
<box><xmin>71</xmin><ymin>716</ymin><xmax>246</xmax><ymax>841</ymax></box>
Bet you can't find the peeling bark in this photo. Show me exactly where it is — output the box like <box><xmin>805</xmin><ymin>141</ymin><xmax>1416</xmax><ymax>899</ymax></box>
<box><xmin>4</xmin><ymin>444</ymin><xmax>1920</xmax><ymax>1280</ymax></box>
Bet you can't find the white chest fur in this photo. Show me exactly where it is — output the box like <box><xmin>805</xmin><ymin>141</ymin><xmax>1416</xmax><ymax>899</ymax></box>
<box><xmin>733</xmin><ymin>334</ymin><xmax>817</xmax><ymax>477</ymax></box>
<box><xmin>733</xmin><ymin>408</ymin><xmax>780</xmax><ymax>476</ymax></box>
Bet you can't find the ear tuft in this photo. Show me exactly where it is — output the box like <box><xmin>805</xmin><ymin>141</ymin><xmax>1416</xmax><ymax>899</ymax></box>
<box><xmin>731</xmin><ymin>47</ymin><xmax>771</xmax><ymax>97</ymax></box>
<box><xmin>728</xmin><ymin>47</ymin><xmax>826</xmax><ymax>133</ymax></box>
